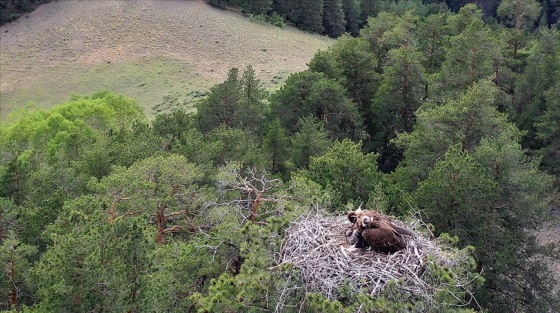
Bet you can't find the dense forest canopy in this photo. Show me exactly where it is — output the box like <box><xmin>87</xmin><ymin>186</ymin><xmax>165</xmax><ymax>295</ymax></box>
<box><xmin>206</xmin><ymin>0</ymin><xmax>560</xmax><ymax>37</ymax></box>
<box><xmin>1</xmin><ymin>0</ymin><xmax>560</xmax><ymax>312</ymax></box>
<box><xmin>0</xmin><ymin>0</ymin><xmax>51</xmax><ymax>25</ymax></box>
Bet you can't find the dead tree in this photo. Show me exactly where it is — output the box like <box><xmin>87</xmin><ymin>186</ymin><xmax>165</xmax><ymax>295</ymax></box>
<box><xmin>218</xmin><ymin>167</ymin><xmax>285</xmax><ymax>224</ymax></box>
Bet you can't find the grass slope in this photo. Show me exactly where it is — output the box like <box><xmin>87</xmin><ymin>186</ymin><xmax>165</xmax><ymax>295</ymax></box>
<box><xmin>0</xmin><ymin>0</ymin><xmax>333</xmax><ymax>119</ymax></box>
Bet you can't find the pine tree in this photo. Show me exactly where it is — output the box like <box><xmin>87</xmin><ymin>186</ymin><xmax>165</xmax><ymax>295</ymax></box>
<box><xmin>304</xmin><ymin>139</ymin><xmax>382</xmax><ymax>208</ymax></box>
<box><xmin>322</xmin><ymin>0</ymin><xmax>346</xmax><ymax>37</ymax></box>
<box><xmin>308</xmin><ymin>36</ymin><xmax>379</xmax><ymax>140</ymax></box>
<box><xmin>416</xmin><ymin>13</ymin><xmax>449</xmax><ymax>73</ymax></box>
<box><xmin>263</xmin><ymin>119</ymin><xmax>290</xmax><ymax>175</ymax></box>
<box><xmin>372</xmin><ymin>45</ymin><xmax>426</xmax><ymax>171</ymax></box>
<box><xmin>512</xmin><ymin>29</ymin><xmax>560</xmax><ymax>149</ymax></box>
<box><xmin>196</xmin><ymin>68</ymin><xmax>243</xmax><ymax>133</ymax></box>
<box><xmin>392</xmin><ymin>79</ymin><xmax>559</xmax><ymax>311</ymax></box>
<box><xmin>495</xmin><ymin>0</ymin><xmax>542</xmax><ymax>113</ymax></box>
<box><xmin>341</xmin><ymin>0</ymin><xmax>360</xmax><ymax>36</ymax></box>
<box><xmin>394</xmin><ymin>80</ymin><xmax>506</xmax><ymax>188</ymax></box>
<box><xmin>540</xmin><ymin>0</ymin><xmax>550</xmax><ymax>27</ymax></box>
<box><xmin>359</xmin><ymin>0</ymin><xmax>378</xmax><ymax>25</ymax></box>
<box><xmin>536</xmin><ymin>78</ymin><xmax>560</xmax><ymax>181</ymax></box>
<box><xmin>359</xmin><ymin>11</ymin><xmax>402</xmax><ymax>71</ymax></box>
<box><xmin>290</xmin><ymin>116</ymin><xmax>332</xmax><ymax>169</ymax></box>
<box><xmin>433</xmin><ymin>5</ymin><xmax>500</xmax><ymax>100</ymax></box>
<box><xmin>196</xmin><ymin>66</ymin><xmax>267</xmax><ymax>134</ymax></box>
<box><xmin>272</xmin><ymin>0</ymin><xmax>293</xmax><ymax>17</ymax></box>
<box><xmin>240</xmin><ymin>0</ymin><xmax>273</xmax><ymax>14</ymax></box>
<box><xmin>295</xmin><ymin>0</ymin><xmax>324</xmax><ymax>33</ymax></box>
<box><xmin>239</xmin><ymin>65</ymin><xmax>268</xmax><ymax>132</ymax></box>
<box><xmin>270</xmin><ymin>70</ymin><xmax>363</xmax><ymax>140</ymax></box>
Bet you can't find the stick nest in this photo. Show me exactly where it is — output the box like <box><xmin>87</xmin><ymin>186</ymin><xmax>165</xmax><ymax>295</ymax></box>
<box><xmin>277</xmin><ymin>212</ymin><xmax>475</xmax><ymax>303</ymax></box>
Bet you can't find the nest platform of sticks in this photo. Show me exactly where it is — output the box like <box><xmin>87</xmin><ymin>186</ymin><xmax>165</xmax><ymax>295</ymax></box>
<box><xmin>277</xmin><ymin>212</ymin><xmax>476</xmax><ymax>304</ymax></box>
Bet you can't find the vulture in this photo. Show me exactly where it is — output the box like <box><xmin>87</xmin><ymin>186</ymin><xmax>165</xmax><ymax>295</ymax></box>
<box><xmin>347</xmin><ymin>208</ymin><xmax>412</xmax><ymax>254</ymax></box>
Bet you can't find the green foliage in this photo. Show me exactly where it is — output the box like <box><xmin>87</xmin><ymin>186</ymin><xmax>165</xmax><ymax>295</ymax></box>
<box><xmin>497</xmin><ymin>0</ymin><xmax>541</xmax><ymax>31</ymax></box>
<box><xmin>28</xmin><ymin>153</ymin><xmax>213</xmax><ymax>312</ymax></box>
<box><xmin>152</xmin><ymin>109</ymin><xmax>196</xmax><ymax>144</ymax></box>
<box><xmin>414</xmin><ymin>145</ymin><xmax>500</xmax><ymax>249</ymax></box>
<box><xmin>535</xmin><ymin>78</ymin><xmax>560</xmax><ymax>181</ymax></box>
<box><xmin>341</xmin><ymin>0</ymin><xmax>360</xmax><ymax>36</ymax></box>
<box><xmin>289</xmin><ymin>116</ymin><xmax>333</xmax><ymax>170</ymax></box>
<box><xmin>0</xmin><ymin>92</ymin><xmax>149</xmax><ymax>260</ymax></box>
<box><xmin>542</xmin><ymin>0</ymin><xmax>560</xmax><ymax>25</ymax></box>
<box><xmin>240</xmin><ymin>65</ymin><xmax>269</xmax><ymax>132</ymax></box>
<box><xmin>240</xmin><ymin>0</ymin><xmax>272</xmax><ymax>15</ymax></box>
<box><xmin>271</xmin><ymin>0</ymin><xmax>293</xmax><ymax>17</ymax></box>
<box><xmin>372</xmin><ymin>45</ymin><xmax>427</xmax><ymax>171</ymax></box>
<box><xmin>0</xmin><ymin>151</ymin><xmax>33</xmax><ymax>205</ymax></box>
<box><xmin>196</xmin><ymin>66</ymin><xmax>268</xmax><ymax>134</ymax></box>
<box><xmin>0</xmin><ymin>198</ymin><xmax>37</xmax><ymax>310</ymax></box>
<box><xmin>103</xmin><ymin>121</ymin><xmax>165</xmax><ymax>169</ymax></box>
<box><xmin>31</xmin><ymin>198</ymin><xmax>154</xmax><ymax>312</ymax></box>
<box><xmin>292</xmin><ymin>0</ymin><xmax>324</xmax><ymax>33</ymax></box>
<box><xmin>249</xmin><ymin>12</ymin><xmax>286</xmax><ymax>27</ymax></box>
<box><xmin>416</xmin><ymin>13</ymin><xmax>450</xmax><ymax>73</ymax></box>
<box><xmin>359</xmin><ymin>0</ymin><xmax>379</xmax><ymax>23</ymax></box>
<box><xmin>195</xmin><ymin>68</ymin><xmax>243</xmax><ymax>132</ymax></box>
<box><xmin>204</xmin><ymin>125</ymin><xmax>268</xmax><ymax>169</ymax></box>
<box><xmin>2</xmin><ymin>91</ymin><xmax>143</xmax><ymax>159</ymax></box>
<box><xmin>360</xmin><ymin>10</ymin><xmax>421</xmax><ymax>74</ymax></box>
<box><xmin>414</xmin><ymin>135</ymin><xmax>558</xmax><ymax>311</ymax></box>
<box><xmin>267</xmin><ymin>11</ymin><xmax>286</xmax><ymax>27</ymax></box>
<box><xmin>0</xmin><ymin>0</ymin><xmax>52</xmax><ymax>26</ymax></box>
<box><xmin>207</xmin><ymin>0</ymin><xmax>233</xmax><ymax>9</ymax></box>
<box><xmin>138</xmin><ymin>242</ymin><xmax>203</xmax><ymax>312</ymax></box>
<box><xmin>3</xmin><ymin>3</ymin><xmax>560</xmax><ymax>311</ymax></box>
<box><xmin>193</xmin><ymin>221</ymin><xmax>285</xmax><ymax>312</ymax></box>
<box><xmin>394</xmin><ymin>80</ymin><xmax>507</xmax><ymax>188</ymax></box>
<box><xmin>302</xmin><ymin>139</ymin><xmax>382</xmax><ymax>209</ymax></box>
<box><xmin>188</xmin><ymin>165</ymin><xmax>302</xmax><ymax>312</ymax></box>
<box><xmin>393</xmin><ymin>77</ymin><xmax>558</xmax><ymax>311</ymax></box>
<box><xmin>263</xmin><ymin>119</ymin><xmax>290</xmax><ymax>175</ymax></box>
<box><xmin>288</xmin><ymin>172</ymin><xmax>333</xmax><ymax>209</ymax></box>
<box><xmin>0</xmin><ymin>234</ymin><xmax>37</xmax><ymax>310</ymax></box>
<box><xmin>513</xmin><ymin>29</ymin><xmax>560</xmax><ymax>150</ymax></box>
<box><xmin>433</xmin><ymin>5</ymin><xmax>501</xmax><ymax>99</ymax></box>
<box><xmin>304</xmin><ymin>293</ymin><xmax>347</xmax><ymax>312</ymax></box>
<box><xmin>309</xmin><ymin>36</ymin><xmax>379</xmax><ymax>115</ymax></box>
<box><xmin>494</xmin><ymin>0</ymin><xmax>542</xmax><ymax>118</ymax></box>
<box><xmin>323</xmin><ymin>0</ymin><xmax>346</xmax><ymax>38</ymax></box>
<box><xmin>270</xmin><ymin>70</ymin><xmax>363</xmax><ymax>140</ymax></box>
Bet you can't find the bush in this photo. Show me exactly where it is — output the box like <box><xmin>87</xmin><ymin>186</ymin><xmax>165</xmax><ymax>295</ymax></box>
<box><xmin>249</xmin><ymin>12</ymin><xmax>285</xmax><ymax>27</ymax></box>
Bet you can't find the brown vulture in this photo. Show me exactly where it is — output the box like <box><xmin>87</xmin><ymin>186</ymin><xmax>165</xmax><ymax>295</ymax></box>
<box><xmin>347</xmin><ymin>208</ymin><xmax>412</xmax><ymax>254</ymax></box>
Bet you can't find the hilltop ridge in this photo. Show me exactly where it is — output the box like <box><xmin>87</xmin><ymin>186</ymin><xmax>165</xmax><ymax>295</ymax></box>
<box><xmin>0</xmin><ymin>0</ymin><xmax>333</xmax><ymax>118</ymax></box>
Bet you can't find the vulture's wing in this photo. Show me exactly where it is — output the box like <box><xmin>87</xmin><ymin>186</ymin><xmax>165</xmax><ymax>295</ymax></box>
<box><xmin>362</xmin><ymin>227</ymin><xmax>407</xmax><ymax>254</ymax></box>
<box><xmin>390</xmin><ymin>223</ymin><xmax>413</xmax><ymax>237</ymax></box>
<box><xmin>377</xmin><ymin>216</ymin><xmax>413</xmax><ymax>237</ymax></box>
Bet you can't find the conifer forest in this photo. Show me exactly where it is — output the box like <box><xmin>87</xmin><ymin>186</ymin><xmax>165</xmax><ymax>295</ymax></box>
<box><xmin>1</xmin><ymin>0</ymin><xmax>560</xmax><ymax>312</ymax></box>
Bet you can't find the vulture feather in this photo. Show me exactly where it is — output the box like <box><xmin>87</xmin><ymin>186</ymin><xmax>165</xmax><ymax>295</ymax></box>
<box><xmin>347</xmin><ymin>208</ymin><xmax>412</xmax><ymax>253</ymax></box>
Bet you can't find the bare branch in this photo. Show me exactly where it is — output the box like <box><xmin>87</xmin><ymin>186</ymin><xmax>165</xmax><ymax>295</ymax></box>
<box><xmin>216</xmin><ymin>168</ymin><xmax>286</xmax><ymax>223</ymax></box>
<box><xmin>162</xmin><ymin>225</ymin><xmax>183</xmax><ymax>234</ymax></box>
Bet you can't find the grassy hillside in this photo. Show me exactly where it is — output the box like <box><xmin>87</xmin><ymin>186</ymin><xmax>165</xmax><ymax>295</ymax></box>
<box><xmin>0</xmin><ymin>0</ymin><xmax>333</xmax><ymax>119</ymax></box>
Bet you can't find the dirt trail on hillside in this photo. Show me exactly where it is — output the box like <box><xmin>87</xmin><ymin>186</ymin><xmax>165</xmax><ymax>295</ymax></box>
<box><xmin>0</xmin><ymin>0</ymin><xmax>332</xmax><ymax>116</ymax></box>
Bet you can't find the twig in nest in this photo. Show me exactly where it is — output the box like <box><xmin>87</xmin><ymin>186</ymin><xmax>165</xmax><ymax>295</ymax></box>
<box><xmin>274</xmin><ymin>212</ymin><xmax>478</xmax><ymax>310</ymax></box>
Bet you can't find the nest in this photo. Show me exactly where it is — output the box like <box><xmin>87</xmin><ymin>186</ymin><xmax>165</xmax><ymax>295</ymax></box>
<box><xmin>276</xmin><ymin>212</ymin><xmax>477</xmax><ymax>306</ymax></box>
